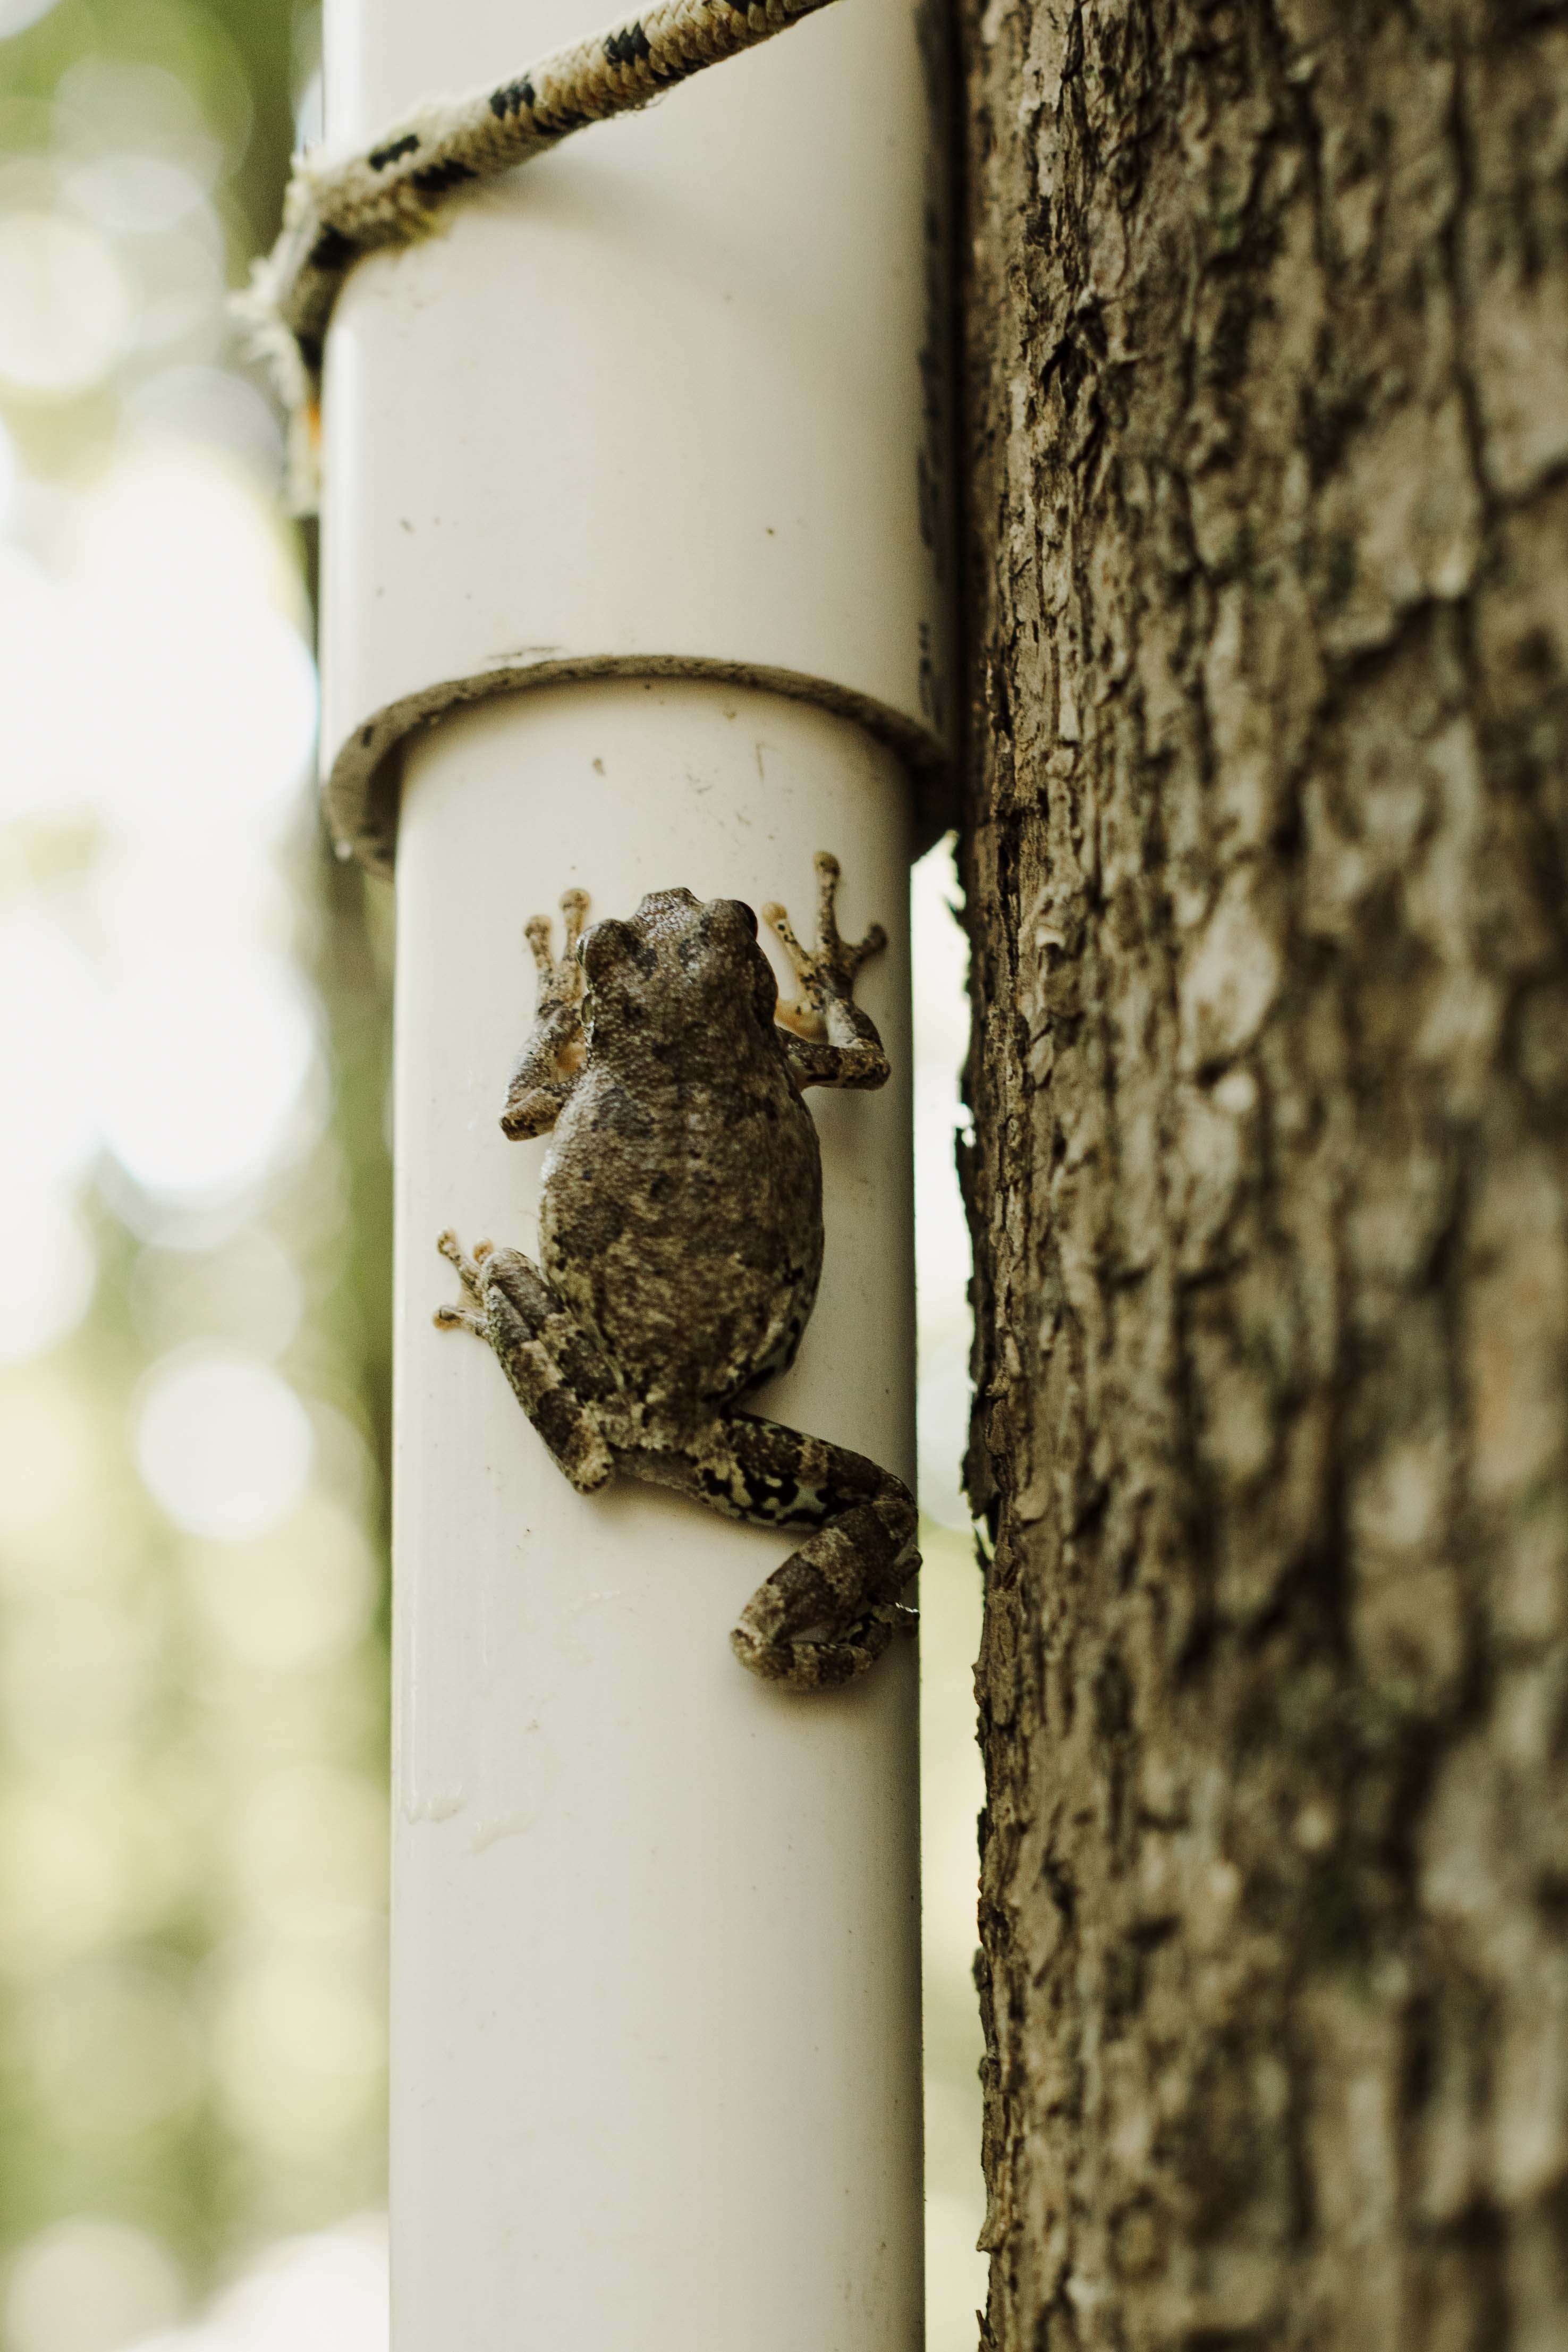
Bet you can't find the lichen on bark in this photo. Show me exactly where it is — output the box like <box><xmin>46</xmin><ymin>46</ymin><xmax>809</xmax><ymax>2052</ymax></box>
<box><xmin>957</xmin><ymin>4</ymin><xmax>1568</xmax><ymax>2344</ymax></box>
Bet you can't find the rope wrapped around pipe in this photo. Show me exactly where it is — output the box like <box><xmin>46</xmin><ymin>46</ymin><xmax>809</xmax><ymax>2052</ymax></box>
<box><xmin>239</xmin><ymin>0</ymin><xmax>841</xmax><ymax>510</ymax></box>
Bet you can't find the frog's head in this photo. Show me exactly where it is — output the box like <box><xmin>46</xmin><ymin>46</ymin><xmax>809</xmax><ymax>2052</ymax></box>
<box><xmin>579</xmin><ymin>886</ymin><xmax>778</xmax><ymax>1061</ymax></box>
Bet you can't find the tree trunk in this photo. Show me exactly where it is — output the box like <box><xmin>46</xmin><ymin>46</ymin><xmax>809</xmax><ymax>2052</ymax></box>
<box><xmin>957</xmin><ymin>6</ymin><xmax>1568</xmax><ymax>2346</ymax></box>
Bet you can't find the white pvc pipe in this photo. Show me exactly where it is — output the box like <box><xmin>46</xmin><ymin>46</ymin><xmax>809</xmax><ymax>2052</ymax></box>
<box><xmin>317</xmin><ymin>0</ymin><xmax>950</xmax><ymax>870</ymax></box>
<box><xmin>392</xmin><ymin>679</ymin><xmax>920</xmax><ymax>2345</ymax></box>
<box><xmin>317</xmin><ymin>0</ymin><xmax>942</xmax><ymax>2337</ymax></box>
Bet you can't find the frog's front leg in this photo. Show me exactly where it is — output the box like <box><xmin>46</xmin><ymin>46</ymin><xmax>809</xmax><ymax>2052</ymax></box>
<box><xmin>626</xmin><ymin>1413</ymin><xmax>918</xmax><ymax>1690</ymax></box>
<box><xmin>500</xmin><ymin>887</ymin><xmax>590</xmax><ymax>1140</ymax></box>
<box><xmin>435</xmin><ymin>1229</ymin><xmax>616</xmax><ymax>1493</ymax></box>
<box><xmin>764</xmin><ymin>851</ymin><xmax>891</xmax><ymax>1093</ymax></box>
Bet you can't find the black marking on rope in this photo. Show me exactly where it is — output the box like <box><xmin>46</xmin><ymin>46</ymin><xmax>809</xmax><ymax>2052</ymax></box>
<box><xmin>411</xmin><ymin>158</ymin><xmax>480</xmax><ymax>196</ymax></box>
<box><xmin>489</xmin><ymin>75</ymin><xmax>537</xmax><ymax>120</ymax></box>
<box><xmin>308</xmin><ymin>226</ymin><xmax>357</xmax><ymax>273</ymax></box>
<box><xmin>259</xmin><ymin>0</ymin><xmax>838</xmax><ymax>487</ymax></box>
<box><xmin>604</xmin><ymin>21</ymin><xmax>654</xmax><ymax>65</ymax></box>
<box><xmin>368</xmin><ymin>131</ymin><xmax>421</xmax><ymax>170</ymax></box>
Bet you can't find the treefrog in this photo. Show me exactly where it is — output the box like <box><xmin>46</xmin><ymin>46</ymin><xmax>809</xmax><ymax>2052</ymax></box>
<box><xmin>435</xmin><ymin>852</ymin><xmax>918</xmax><ymax>1690</ymax></box>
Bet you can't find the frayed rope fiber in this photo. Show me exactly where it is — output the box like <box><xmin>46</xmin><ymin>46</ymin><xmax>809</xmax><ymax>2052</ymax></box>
<box><xmin>238</xmin><ymin>0</ymin><xmax>842</xmax><ymax>511</ymax></box>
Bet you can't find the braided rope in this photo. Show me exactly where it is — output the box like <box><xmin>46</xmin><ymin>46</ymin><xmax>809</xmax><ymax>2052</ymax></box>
<box><xmin>240</xmin><ymin>0</ymin><xmax>842</xmax><ymax>509</ymax></box>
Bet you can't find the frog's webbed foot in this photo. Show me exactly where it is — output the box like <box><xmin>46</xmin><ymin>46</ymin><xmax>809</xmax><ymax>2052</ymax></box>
<box><xmin>627</xmin><ymin>1413</ymin><xmax>918</xmax><ymax>1689</ymax></box>
<box><xmin>503</xmin><ymin>889</ymin><xmax>591</xmax><ymax>1139</ymax></box>
<box><xmin>526</xmin><ymin>887</ymin><xmax>590</xmax><ymax>1018</ymax></box>
<box><xmin>434</xmin><ymin>1228</ymin><xmax>494</xmax><ymax>1334</ymax></box>
<box><xmin>764</xmin><ymin>852</ymin><xmax>885</xmax><ymax>1034</ymax></box>
<box><xmin>762</xmin><ymin>853</ymin><xmax>891</xmax><ymax>1092</ymax></box>
<box><xmin>432</xmin><ymin>1231</ymin><xmax>615</xmax><ymax>1493</ymax></box>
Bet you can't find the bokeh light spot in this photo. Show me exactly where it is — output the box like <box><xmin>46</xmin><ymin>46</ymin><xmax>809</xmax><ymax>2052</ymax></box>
<box><xmin>125</xmin><ymin>217</ymin><xmax>225</xmax><ymax>353</ymax></box>
<box><xmin>129</xmin><ymin>1228</ymin><xmax>303</xmax><ymax>1363</ymax></box>
<box><xmin>54</xmin><ymin>58</ymin><xmax>225</xmax><ymax>188</ymax></box>
<box><xmin>233</xmin><ymin>1764</ymin><xmax>388</xmax><ymax>1912</ymax></box>
<box><xmin>67</xmin><ymin>444</ymin><xmax>318</xmax><ymax>844</ymax></box>
<box><xmin>64</xmin><ymin>152</ymin><xmax>207</xmax><ymax>235</ymax></box>
<box><xmin>0</xmin><ymin>911</ymin><xmax>102</xmax><ymax>1186</ymax></box>
<box><xmin>213</xmin><ymin>1928</ymin><xmax>384</xmax><ymax>2154</ymax></box>
<box><xmin>0</xmin><ymin>547</ymin><xmax>72</xmax><ymax>819</ymax></box>
<box><xmin>0</xmin><ymin>1191</ymin><xmax>95</xmax><ymax>1364</ymax></box>
<box><xmin>0</xmin><ymin>0</ymin><xmax>62</xmax><ymax>41</ymax></box>
<box><xmin>0</xmin><ymin>1779</ymin><xmax>190</xmax><ymax>1975</ymax></box>
<box><xmin>135</xmin><ymin>1350</ymin><xmax>312</xmax><ymax>1542</ymax></box>
<box><xmin>103</xmin><ymin>955</ymin><xmax>313</xmax><ymax>1201</ymax></box>
<box><xmin>0</xmin><ymin>1590</ymin><xmax>158</xmax><ymax>1761</ymax></box>
<box><xmin>4</xmin><ymin>2218</ymin><xmax>184</xmax><ymax>2352</ymax></box>
<box><xmin>31</xmin><ymin>1956</ymin><xmax>203</xmax><ymax>2137</ymax></box>
<box><xmin>122</xmin><ymin>2219</ymin><xmax>388</xmax><ymax>2352</ymax></box>
<box><xmin>0</xmin><ymin>409</ymin><xmax>16</xmax><ymax>528</ymax></box>
<box><xmin>0</xmin><ymin>1380</ymin><xmax>106</xmax><ymax>1568</ymax></box>
<box><xmin>0</xmin><ymin>211</ymin><xmax>133</xmax><ymax>394</ymax></box>
<box><xmin>189</xmin><ymin>1496</ymin><xmax>378</xmax><ymax>1671</ymax></box>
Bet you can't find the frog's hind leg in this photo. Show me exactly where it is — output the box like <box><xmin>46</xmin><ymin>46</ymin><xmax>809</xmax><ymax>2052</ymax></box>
<box><xmin>434</xmin><ymin>1230</ymin><xmax>615</xmax><ymax>1495</ymax></box>
<box><xmin>688</xmin><ymin>1413</ymin><xmax>918</xmax><ymax>1691</ymax></box>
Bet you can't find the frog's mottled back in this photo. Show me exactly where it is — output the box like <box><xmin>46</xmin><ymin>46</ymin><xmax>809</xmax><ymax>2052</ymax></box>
<box><xmin>539</xmin><ymin>886</ymin><xmax>824</xmax><ymax>1423</ymax></box>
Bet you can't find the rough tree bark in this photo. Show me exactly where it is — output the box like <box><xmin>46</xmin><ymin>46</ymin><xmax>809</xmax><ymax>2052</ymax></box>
<box><xmin>957</xmin><ymin>5</ymin><xmax>1568</xmax><ymax>2346</ymax></box>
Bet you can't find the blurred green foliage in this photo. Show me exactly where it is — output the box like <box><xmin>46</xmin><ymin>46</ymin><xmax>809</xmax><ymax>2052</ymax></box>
<box><xmin>1</xmin><ymin>0</ymin><xmax>300</xmax><ymax>478</ymax></box>
<box><xmin>0</xmin><ymin>0</ymin><xmax>397</xmax><ymax>2318</ymax></box>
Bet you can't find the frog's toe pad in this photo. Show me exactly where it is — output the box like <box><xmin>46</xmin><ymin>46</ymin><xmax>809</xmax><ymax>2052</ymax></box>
<box><xmin>730</xmin><ymin>1498</ymin><xmax>918</xmax><ymax>1692</ymax></box>
<box><xmin>434</xmin><ymin>1301</ymin><xmax>484</xmax><ymax>1334</ymax></box>
<box><xmin>435</xmin><ymin>1228</ymin><xmax>494</xmax><ymax>1331</ymax></box>
<box><xmin>730</xmin><ymin>1601</ymin><xmax>908</xmax><ymax>1690</ymax></box>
